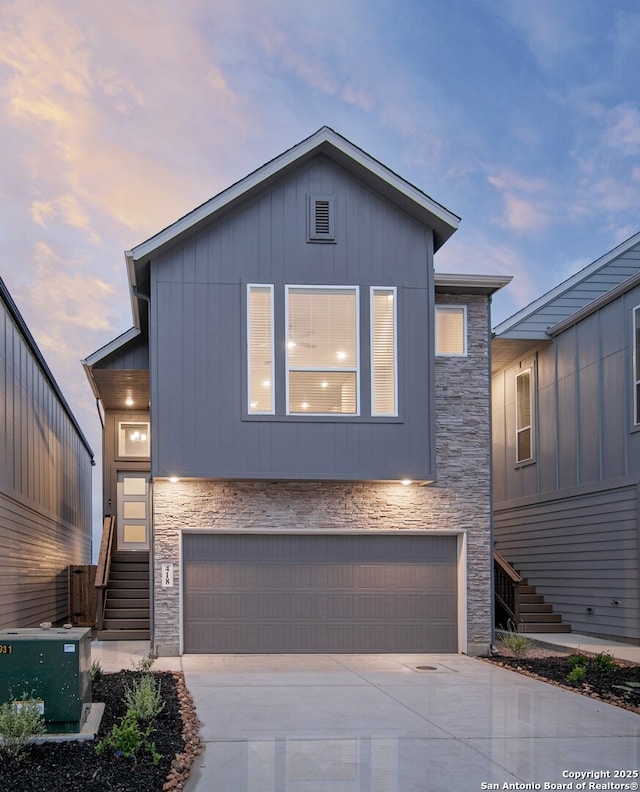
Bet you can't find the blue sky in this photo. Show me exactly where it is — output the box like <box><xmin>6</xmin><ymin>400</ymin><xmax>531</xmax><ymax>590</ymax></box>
<box><xmin>1</xmin><ymin>0</ymin><xmax>639</xmax><ymax>522</ymax></box>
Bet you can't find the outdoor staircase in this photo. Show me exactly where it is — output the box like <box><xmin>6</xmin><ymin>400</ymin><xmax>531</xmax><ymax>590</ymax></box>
<box><xmin>516</xmin><ymin>577</ymin><xmax>571</xmax><ymax>633</ymax></box>
<box><xmin>97</xmin><ymin>551</ymin><xmax>150</xmax><ymax>640</ymax></box>
<box><xmin>494</xmin><ymin>549</ymin><xmax>571</xmax><ymax>634</ymax></box>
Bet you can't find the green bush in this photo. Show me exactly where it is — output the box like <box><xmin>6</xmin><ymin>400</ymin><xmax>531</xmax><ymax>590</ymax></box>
<box><xmin>123</xmin><ymin>674</ymin><xmax>165</xmax><ymax>721</ymax></box>
<box><xmin>568</xmin><ymin>653</ymin><xmax>587</xmax><ymax>668</ymax></box>
<box><xmin>594</xmin><ymin>651</ymin><xmax>616</xmax><ymax>675</ymax></box>
<box><xmin>0</xmin><ymin>695</ymin><xmax>46</xmax><ymax>759</ymax></box>
<box><xmin>500</xmin><ymin>631</ymin><xmax>534</xmax><ymax>660</ymax></box>
<box><xmin>95</xmin><ymin>709</ymin><xmax>160</xmax><ymax>765</ymax></box>
<box><xmin>90</xmin><ymin>659</ymin><xmax>103</xmax><ymax>682</ymax></box>
<box><xmin>130</xmin><ymin>654</ymin><xmax>156</xmax><ymax>673</ymax></box>
<box><xmin>566</xmin><ymin>665</ymin><xmax>587</xmax><ymax>685</ymax></box>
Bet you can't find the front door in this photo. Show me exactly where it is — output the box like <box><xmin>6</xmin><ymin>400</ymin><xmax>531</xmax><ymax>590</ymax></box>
<box><xmin>117</xmin><ymin>472</ymin><xmax>150</xmax><ymax>551</ymax></box>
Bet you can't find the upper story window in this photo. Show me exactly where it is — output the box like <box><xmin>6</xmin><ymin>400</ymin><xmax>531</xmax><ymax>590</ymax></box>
<box><xmin>118</xmin><ymin>421</ymin><xmax>150</xmax><ymax>458</ymax></box>
<box><xmin>435</xmin><ymin>305</ymin><xmax>467</xmax><ymax>356</ymax></box>
<box><xmin>634</xmin><ymin>306</ymin><xmax>640</xmax><ymax>426</ymax></box>
<box><xmin>286</xmin><ymin>286</ymin><xmax>359</xmax><ymax>415</ymax></box>
<box><xmin>515</xmin><ymin>369</ymin><xmax>534</xmax><ymax>463</ymax></box>
<box><xmin>247</xmin><ymin>285</ymin><xmax>274</xmax><ymax>415</ymax></box>
<box><xmin>246</xmin><ymin>284</ymin><xmax>398</xmax><ymax>418</ymax></box>
<box><xmin>371</xmin><ymin>287</ymin><xmax>397</xmax><ymax>415</ymax></box>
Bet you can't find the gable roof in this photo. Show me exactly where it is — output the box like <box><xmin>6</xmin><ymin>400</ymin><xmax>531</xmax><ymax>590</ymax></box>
<box><xmin>127</xmin><ymin>126</ymin><xmax>460</xmax><ymax>267</ymax></box>
<box><xmin>494</xmin><ymin>230</ymin><xmax>640</xmax><ymax>339</ymax></box>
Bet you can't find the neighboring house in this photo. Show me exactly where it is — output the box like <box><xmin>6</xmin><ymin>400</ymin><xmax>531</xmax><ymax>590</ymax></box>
<box><xmin>0</xmin><ymin>276</ymin><xmax>94</xmax><ymax>629</ymax></box>
<box><xmin>492</xmin><ymin>231</ymin><xmax>640</xmax><ymax>643</ymax></box>
<box><xmin>83</xmin><ymin>127</ymin><xmax>509</xmax><ymax>656</ymax></box>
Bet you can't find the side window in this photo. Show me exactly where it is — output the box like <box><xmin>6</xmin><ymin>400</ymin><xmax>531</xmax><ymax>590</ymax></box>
<box><xmin>435</xmin><ymin>306</ymin><xmax>467</xmax><ymax>356</ymax></box>
<box><xmin>247</xmin><ymin>284</ymin><xmax>274</xmax><ymax>414</ymax></box>
<box><xmin>370</xmin><ymin>287</ymin><xmax>397</xmax><ymax>416</ymax></box>
<box><xmin>515</xmin><ymin>368</ymin><xmax>534</xmax><ymax>463</ymax></box>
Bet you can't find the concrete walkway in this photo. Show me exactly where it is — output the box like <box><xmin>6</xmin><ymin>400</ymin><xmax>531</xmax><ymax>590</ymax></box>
<box><xmin>91</xmin><ymin>636</ymin><xmax>640</xmax><ymax>792</ymax></box>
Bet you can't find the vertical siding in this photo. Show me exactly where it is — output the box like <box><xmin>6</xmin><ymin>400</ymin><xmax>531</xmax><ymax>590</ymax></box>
<box><xmin>495</xmin><ymin>484</ymin><xmax>639</xmax><ymax>641</ymax></box>
<box><xmin>0</xmin><ymin>298</ymin><xmax>92</xmax><ymax>629</ymax></box>
<box><xmin>150</xmin><ymin>156</ymin><xmax>436</xmax><ymax>481</ymax></box>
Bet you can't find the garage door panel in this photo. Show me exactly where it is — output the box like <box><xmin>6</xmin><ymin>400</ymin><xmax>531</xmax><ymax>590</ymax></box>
<box><xmin>183</xmin><ymin>534</ymin><xmax>457</xmax><ymax>653</ymax></box>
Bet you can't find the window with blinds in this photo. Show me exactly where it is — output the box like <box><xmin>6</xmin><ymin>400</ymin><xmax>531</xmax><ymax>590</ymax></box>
<box><xmin>286</xmin><ymin>286</ymin><xmax>358</xmax><ymax>414</ymax></box>
<box><xmin>435</xmin><ymin>305</ymin><xmax>467</xmax><ymax>356</ymax></box>
<box><xmin>371</xmin><ymin>288</ymin><xmax>397</xmax><ymax>415</ymax></box>
<box><xmin>247</xmin><ymin>285</ymin><xmax>274</xmax><ymax>414</ymax></box>
<box><xmin>516</xmin><ymin>368</ymin><xmax>533</xmax><ymax>463</ymax></box>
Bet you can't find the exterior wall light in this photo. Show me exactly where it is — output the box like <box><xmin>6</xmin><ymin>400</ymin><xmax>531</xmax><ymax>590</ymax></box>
<box><xmin>168</xmin><ymin>476</ymin><xmax>180</xmax><ymax>483</ymax></box>
<box><xmin>400</xmin><ymin>479</ymin><xmax>412</xmax><ymax>486</ymax></box>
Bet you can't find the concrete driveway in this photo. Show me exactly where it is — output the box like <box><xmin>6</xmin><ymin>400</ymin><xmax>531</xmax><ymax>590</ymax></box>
<box><xmin>92</xmin><ymin>644</ymin><xmax>639</xmax><ymax>792</ymax></box>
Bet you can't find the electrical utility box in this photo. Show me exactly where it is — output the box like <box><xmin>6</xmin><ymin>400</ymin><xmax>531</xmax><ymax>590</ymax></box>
<box><xmin>0</xmin><ymin>627</ymin><xmax>91</xmax><ymax>727</ymax></box>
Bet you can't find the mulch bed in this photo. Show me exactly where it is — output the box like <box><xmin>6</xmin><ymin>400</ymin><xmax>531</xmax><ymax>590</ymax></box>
<box><xmin>486</xmin><ymin>653</ymin><xmax>640</xmax><ymax>714</ymax></box>
<box><xmin>0</xmin><ymin>670</ymin><xmax>200</xmax><ymax>792</ymax></box>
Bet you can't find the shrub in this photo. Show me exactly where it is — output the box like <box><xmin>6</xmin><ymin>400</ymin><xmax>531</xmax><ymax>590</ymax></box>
<box><xmin>594</xmin><ymin>651</ymin><xmax>616</xmax><ymax>675</ymax></box>
<box><xmin>131</xmin><ymin>654</ymin><xmax>156</xmax><ymax>674</ymax></box>
<box><xmin>0</xmin><ymin>695</ymin><xmax>46</xmax><ymax>759</ymax></box>
<box><xmin>123</xmin><ymin>674</ymin><xmax>165</xmax><ymax>721</ymax></box>
<box><xmin>566</xmin><ymin>665</ymin><xmax>587</xmax><ymax>685</ymax></box>
<box><xmin>90</xmin><ymin>659</ymin><xmax>103</xmax><ymax>682</ymax></box>
<box><xmin>500</xmin><ymin>630</ymin><xmax>534</xmax><ymax>660</ymax></box>
<box><xmin>568</xmin><ymin>653</ymin><xmax>587</xmax><ymax>668</ymax></box>
<box><xmin>95</xmin><ymin>708</ymin><xmax>160</xmax><ymax>765</ymax></box>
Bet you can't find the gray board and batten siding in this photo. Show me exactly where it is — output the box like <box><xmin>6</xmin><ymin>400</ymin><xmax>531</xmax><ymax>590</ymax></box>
<box><xmin>0</xmin><ymin>277</ymin><xmax>93</xmax><ymax>629</ymax></box>
<box><xmin>182</xmin><ymin>532</ymin><xmax>458</xmax><ymax>653</ymax></box>
<box><xmin>493</xmin><ymin>256</ymin><xmax>640</xmax><ymax>643</ymax></box>
<box><xmin>149</xmin><ymin>155</ymin><xmax>437</xmax><ymax>482</ymax></box>
<box><xmin>494</xmin><ymin>233</ymin><xmax>640</xmax><ymax>340</ymax></box>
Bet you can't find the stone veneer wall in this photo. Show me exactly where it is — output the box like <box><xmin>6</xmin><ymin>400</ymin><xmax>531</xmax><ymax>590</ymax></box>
<box><xmin>152</xmin><ymin>294</ymin><xmax>492</xmax><ymax>656</ymax></box>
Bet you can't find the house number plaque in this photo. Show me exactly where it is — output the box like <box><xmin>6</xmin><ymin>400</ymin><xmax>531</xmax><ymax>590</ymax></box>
<box><xmin>161</xmin><ymin>563</ymin><xmax>174</xmax><ymax>588</ymax></box>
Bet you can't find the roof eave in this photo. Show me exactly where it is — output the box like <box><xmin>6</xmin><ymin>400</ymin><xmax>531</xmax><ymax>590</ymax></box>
<box><xmin>434</xmin><ymin>272</ymin><xmax>512</xmax><ymax>295</ymax></box>
<box><xmin>128</xmin><ymin>127</ymin><xmax>460</xmax><ymax>264</ymax></box>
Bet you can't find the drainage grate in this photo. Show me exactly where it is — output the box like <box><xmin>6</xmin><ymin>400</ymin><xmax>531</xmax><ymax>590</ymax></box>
<box><xmin>414</xmin><ymin>665</ymin><xmax>438</xmax><ymax>671</ymax></box>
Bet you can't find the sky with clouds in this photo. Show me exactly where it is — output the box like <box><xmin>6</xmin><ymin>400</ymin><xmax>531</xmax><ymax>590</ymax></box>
<box><xmin>1</xmin><ymin>0</ymin><xmax>639</xmax><ymax>538</ymax></box>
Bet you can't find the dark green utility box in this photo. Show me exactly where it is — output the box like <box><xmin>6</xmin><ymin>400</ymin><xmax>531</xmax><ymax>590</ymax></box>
<box><xmin>0</xmin><ymin>627</ymin><xmax>91</xmax><ymax>725</ymax></box>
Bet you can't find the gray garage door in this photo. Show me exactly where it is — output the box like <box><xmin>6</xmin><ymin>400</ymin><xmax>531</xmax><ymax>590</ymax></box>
<box><xmin>183</xmin><ymin>533</ymin><xmax>458</xmax><ymax>653</ymax></box>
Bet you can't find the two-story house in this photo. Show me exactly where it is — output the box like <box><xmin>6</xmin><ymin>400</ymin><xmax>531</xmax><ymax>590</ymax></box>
<box><xmin>84</xmin><ymin>127</ymin><xmax>509</xmax><ymax>656</ymax></box>
<box><xmin>492</xmin><ymin>231</ymin><xmax>640</xmax><ymax>643</ymax></box>
<box><xmin>0</xmin><ymin>276</ymin><xmax>93</xmax><ymax>629</ymax></box>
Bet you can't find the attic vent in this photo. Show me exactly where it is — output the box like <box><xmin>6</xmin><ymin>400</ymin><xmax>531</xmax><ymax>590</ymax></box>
<box><xmin>308</xmin><ymin>195</ymin><xmax>335</xmax><ymax>242</ymax></box>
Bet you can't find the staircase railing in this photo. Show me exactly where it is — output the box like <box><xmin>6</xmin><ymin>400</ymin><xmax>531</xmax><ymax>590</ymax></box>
<box><xmin>494</xmin><ymin>548</ymin><xmax>522</xmax><ymax>625</ymax></box>
<box><xmin>95</xmin><ymin>515</ymin><xmax>115</xmax><ymax>631</ymax></box>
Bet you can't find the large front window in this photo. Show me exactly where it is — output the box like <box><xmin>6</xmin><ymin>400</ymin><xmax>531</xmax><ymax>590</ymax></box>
<box><xmin>286</xmin><ymin>286</ymin><xmax>359</xmax><ymax>415</ymax></box>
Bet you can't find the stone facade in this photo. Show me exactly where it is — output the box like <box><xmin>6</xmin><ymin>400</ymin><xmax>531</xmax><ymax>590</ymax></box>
<box><xmin>152</xmin><ymin>293</ymin><xmax>492</xmax><ymax>656</ymax></box>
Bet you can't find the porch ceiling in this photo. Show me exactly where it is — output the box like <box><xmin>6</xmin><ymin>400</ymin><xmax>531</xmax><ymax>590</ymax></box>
<box><xmin>92</xmin><ymin>369</ymin><xmax>149</xmax><ymax>411</ymax></box>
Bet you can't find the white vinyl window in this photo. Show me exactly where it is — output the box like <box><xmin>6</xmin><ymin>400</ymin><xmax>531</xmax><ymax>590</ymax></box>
<box><xmin>634</xmin><ymin>306</ymin><xmax>640</xmax><ymax>426</ymax></box>
<box><xmin>286</xmin><ymin>285</ymin><xmax>359</xmax><ymax>415</ymax></box>
<box><xmin>435</xmin><ymin>305</ymin><xmax>467</xmax><ymax>356</ymax></box>
<box><xmin>515</xmin><ymin>368</ymin><xmax>533</xmax><ymax>463</ymax></box>
<box><xmin>371</xmin><ymin>287</ymin><xmax>397</xmax><ymax>415</ymax></box>
<box><xmin>118</xmin><ymin>422</ymin><xmax>150</xmax><ymax>458</ymax></box>
<box><xmin>247</xmin><ymin>284</ymin><xmax>274</xmax><ymax>414</ymax></box>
